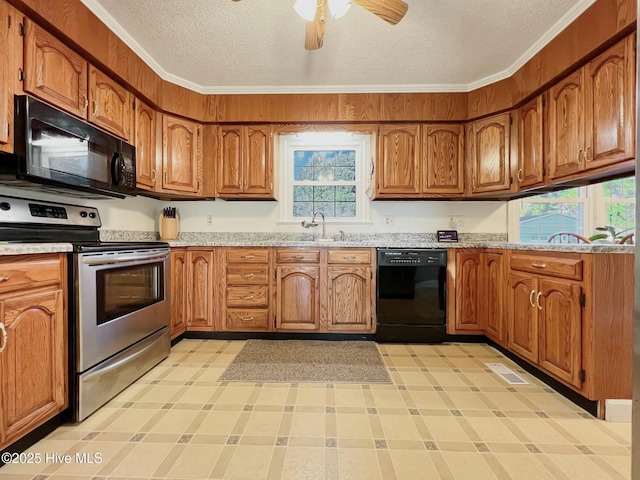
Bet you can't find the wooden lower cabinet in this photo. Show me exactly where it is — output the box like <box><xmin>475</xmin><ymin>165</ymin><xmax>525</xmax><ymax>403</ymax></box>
<box><xmin>276</xmin><ymin>265</ymin><xmax>320</xmax><ymax>331</ymax></box>
<box><xmin>507</xmin><ymin>273</ymin><xmax>538</xmax><ymax>363</ymax></box>
<box><xmin>186</xmin><ymin>250</ymin><xmax>214</xmax><ymax>330</ymax></box>
<box><xmin>327</xmin><ymin>266</ymin><xmax>372</xmax><ymax>331</ymax></box>
<box><xmin>170</xmin><ymin>249</ymin><xmax>187</xmax><ymax>339</ymax></box>
<box><xmin>0</xmin><ymin>254</ymin><xmax>67</xmax><ymax>451</ymax></box>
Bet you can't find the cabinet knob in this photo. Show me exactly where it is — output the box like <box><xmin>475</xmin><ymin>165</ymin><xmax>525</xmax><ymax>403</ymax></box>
<box><xmin>92</xmin><ymin>100</ymin><xmax>98</xmax><ymax>117</ymax></box>
<box><xmin>577</xmin><ymin>146</ymin><xmax>583</xmax><ymax>164</ymax></box>
<box><xmin>0</xmin><ymin>275</ymin><xmax>10</xmax><ymax>282</ymax></box>
<box><xmin>535</xmin><ymin>292</ymin><xmax>543</xmax><ymax>310</ymax></box>
<box><xmin>529</xmin><ymin>289</ymin><xmax>535</xmax><ymax>308</ymax></box>
<box><xmin>80</xmin><ymin>95</ymin><xmax>88</xmax><ymax>114</ymax></box>
<box><xmin>151</xmin><ymin>169</ymin><xmax>157</xmax><ymax>182</ymax></box>
<box><xmin>517</xmin><ymin>169</ymin><xmax>523</xmax><ymax>183</ymax></box>
<box><xmin>584</xmin><ymin>146</ymin><xmax>591</xmax><ymax>162</ymax></box>
<box><xmin>0</xmin><ymin>322</ymin><xmax>7</xmax><ymax>354</ymax></box>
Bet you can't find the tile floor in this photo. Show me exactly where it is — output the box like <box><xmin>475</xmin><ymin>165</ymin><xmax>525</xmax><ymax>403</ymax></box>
<box><xmin>0</xmin><ymin>340</ymin><xmax>631</xmax><ymax>480</ymax></box>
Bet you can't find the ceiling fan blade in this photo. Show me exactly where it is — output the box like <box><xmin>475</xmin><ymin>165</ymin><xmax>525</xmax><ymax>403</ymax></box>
<box><xmin>354</xmin><ymin>0</ymin><xmax>408</xmax><ymax>25</ymax></box>
<box><xmin>305</xmin><ymin>1</ymin><xmax>326</xmax><ymax>50</ymax></box>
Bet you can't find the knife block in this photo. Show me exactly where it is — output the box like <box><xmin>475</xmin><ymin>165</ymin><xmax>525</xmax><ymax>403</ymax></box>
<box><xmin>159</xmin><ymin>213</ymin><xmax>179</xmax><ymax>240</ymax></box>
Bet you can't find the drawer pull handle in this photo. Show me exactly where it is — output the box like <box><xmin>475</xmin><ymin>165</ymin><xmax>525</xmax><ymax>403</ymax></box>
<box><xmin>577</xmin><ymin>146</ymin><xmax>583</xmax><ymax>164</ymax></box>
<box><xmin>242</xmin><ymin>295</ymin><xmax>254</xmax><ymax>300</ymax></box>
<box><xmin>529</xmin><ymin>289</ymin><xmax>535</xmax><ymax>308</ymax></box>
<box><xmin>344</xmin><ymin>256</ymin><xmax>356</xmax><ymax>260</ymax></box>
<box><xmin>517</xmin><ymin>168</ymin><xmax>523</xmax><ymax>182</ymax></box>
<box><xmin>536</xmin><ymin>292</ymin><xmax>543</xmax><ymax>310</ymax></box>
<box><xmin>0</xmin><ymin>323</ymin><xmax>7</xmax><ymax>354</ymax></box>
<box><xmin>0</xmin><ymin>275</ymin><xmax>10</xmax><ymax>282</ymax></box>
<box><xmin>531</xmin><ymin>263</ymin><xmax>547</xmax><ymax>269</ymax></box>
<box><xmin>241</xmin><ymin>317</ymin><xmax>254</xmax><ymax>322</ymax></box>
<box><xmin>241</xmin><ymin>273</ymin><xmax>255</xmax><ymax>278</ymax></box>
<box><xmin>241</xmin><ymin>254</ymin><xmax>255</xmax><ymax>259</ymax></box>
<box><xmin>292</xmin><ymin>255</ymin><xmax>304</xmax><ymax>259</ymax></box>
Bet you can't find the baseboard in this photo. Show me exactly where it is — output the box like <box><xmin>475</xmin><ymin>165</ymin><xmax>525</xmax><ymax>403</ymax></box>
<box><xmin>605</xmin><ymin>399</ymin><xmax>632</xmax><ymax>422</ymax></box>
<box><xmin>184</xmin><ymin>331</ymin><xmax>375</xmax><ymax>341</ymax></box>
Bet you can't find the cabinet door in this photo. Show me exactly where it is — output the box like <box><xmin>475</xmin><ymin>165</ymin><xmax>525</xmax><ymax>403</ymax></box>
<box><xmin>537</xmin><ymin>278</ymin><xmax>582</xmax><ymax>388</ymax></box>
<box><xmin>23</xmin><ymin>20</ymin><xmax>88</xmax><ymax>118</ymax></box>
<box><xmin>0</xmin><ymin>288</ymin><xmax>66</xmax><ymax>448</ymax></box>
<box><xmin>0</xmin><ymin>2</ymin><xmax>22</xmax><ymax>153</ymax></box>
<box><xmin>187</xmin><ymin>251</ymin><xmax>214</xmax><ymax>329</ymax></box>
<box><xmin>170</xmin><ymin>250</ymin><xmax>187</xmax><ymax>339</ymax></box>
<box><xmin>422</xmin><ymin>124</ymin><xmax>464</xmax><ymax>194</ymax></box>
<box><xmin>584</xmin><ymin>36</ymin><xmax>635</xmax><ymax>170</ymax></box>
<box><xmin>88</xmin><ymin>66</ymin><xmax>132</xmax><ymax>141</ymax></box>
<box><xmin>245</xmin><ymin>125</ymin><xmax>273</xmax><ymax>195</ymax></box>
<box><xmin>507</xmin><ymin>273</ymin><xmax>538</xmax><ymax>363</ymax></box>
<box><xmin>276</xmin><ymin>266</ymin><xmax>320</xmax><ymax>330</ymax></box>
<box><xmin>548</xmin><ymin>69</ymin><xmax>584</xmax><ymax>179</ymax></box>
<box><xmin>163</xmin><ymin>115</ymin><xmax>201</xmax><ymax>194</ymax></box>
<box><xmin>455</xmin><ymin>252</ymin><xmax>483</xmax><ymax>331</ymax></box>
<box><xmin>327</xmin><ymin>266</ymin><xmax>372</xmax><ymax>331</ymax></box>
<box><xmin>484</xmin><ymin>253</ymin><xmax>505</xmax><ymax>344</ymax></box>
<box><xmin>469</xmin><ymin>113</ymin><xmax>511</xmax><ymax>193</ymax></box>
<box><xmin>217</xmin><ymin>126</ymin><xmax>244</xmax><ymax>195</ymax></box>
<box><xmin>517</xmin><ymin>96</ymin><xmax>544</xmax><ymax>188</ymax></box>
<box><xmin>377</xmin><ymin>124</ymin><xmax>421</xmax><ymax>196</ymax></box>
<box><xmin>134</xmin><ymin>98</ymin><xmax>157</xmax><ymax>191</ymax></box>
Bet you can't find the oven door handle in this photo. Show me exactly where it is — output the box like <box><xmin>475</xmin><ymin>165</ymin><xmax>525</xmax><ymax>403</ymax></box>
<box><xmin>81</xmin><ymin>252</ymin><xmax>169</xmax><ymax>266</ymax></box>
<box><xmin>82</xmin><ymin>337</ymin><xmax>160</xmax><ymax>382</ymax></box>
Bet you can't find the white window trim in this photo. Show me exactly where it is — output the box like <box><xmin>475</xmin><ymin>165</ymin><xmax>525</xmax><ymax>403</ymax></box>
<box><xmin>277</xmin><ymin>132</ymin><xmax>372</xmax><ymax>224</ymax></box>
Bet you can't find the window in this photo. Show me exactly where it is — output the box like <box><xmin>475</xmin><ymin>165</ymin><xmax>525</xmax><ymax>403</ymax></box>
<box><xmin>509</xmin><ymin>178</ymin><xmax>635</xmax><ymax>242</ymax></box>
<box><xmin>279</xmin><ymin>132</ymin><xmax>371</xmax><ymax>223</ymax></box>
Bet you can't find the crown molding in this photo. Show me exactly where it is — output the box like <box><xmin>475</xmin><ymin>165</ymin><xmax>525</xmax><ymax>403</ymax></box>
<box><xmin>81</xmin><ymin>0</ymin><xmax>598</xmax><ymax>95</ymax></box>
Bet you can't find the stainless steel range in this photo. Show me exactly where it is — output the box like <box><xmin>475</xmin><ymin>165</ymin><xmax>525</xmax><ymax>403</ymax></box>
<box><xmin>0</xmin><ymin>195</ymin><xmax>170</xmax><ymax>421</ymax></box>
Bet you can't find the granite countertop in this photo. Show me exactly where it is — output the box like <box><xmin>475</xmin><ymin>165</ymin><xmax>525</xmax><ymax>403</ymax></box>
<box><xmin>0</xmin><ymin>242</ymin><xmax>73</xmax><ymax>256</ymax></box>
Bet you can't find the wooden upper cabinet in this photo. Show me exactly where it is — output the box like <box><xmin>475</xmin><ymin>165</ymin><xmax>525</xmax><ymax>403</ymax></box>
<box><xmin>517</xmin><ymin>96</ymin><xmax>544</xmax><ymax>188</ymax></box>
<box><xmin>134</xmin><ymin>98</ymin><xmax>157</xmax><ymax>191</ymax></box>
<box><xmin>507</xmin><ymin>273</ymin><xmax>538</xmax><ymax>364</ymax></box>
<box><xmin>548</xmin><ymin>69</ymin><xmax>585</xmax><ymax>179</ymax></box>
<box><xmin>377</xmin><ymin>124</ymin><xmax>421</xmax><ymax>196</ymax></box>
<box><xmin>537</xmin><ymin>278</ymin><xmax>582</xmax><ymax>388</ymax></box>
<box><xmin>276</xmin><ymin>265</ymin><xmax>320</xmax><ymax>331</ymax></box>
<box><xmin>468</xmin><ymin>113</ymin><xmax>511</xmax><ymax>193</ymax></box>
<box><xmin>422</xmin><ymin>124</ymin><xmax>464</xmax><ymax>195</ymax></box>
<box><xmin>327</xmin><ymin>266</ymin><xmax>372</xmax><ymax>331</ymax></box>
<box><xmin>23</xmin><ymin>19</ymin><xmax>88</xmax><ymax>118</ymax></box>
<box><xmin>88</xmin><ymin>66</ymin><xmax>133</xmax><ymax>141</ymax></box>
<box><xmin>217</xmin><ymin>125</ymin><xmax>274</xmax><ymax>198</ymax></box>
<box><xmin>162</xmin><ymin>115</ymin><xmax>201</xmax><ymax>194</ymax></box>
<box><xmin>584</xmin><ymin>35</ymin><xmax>635</xmax><ymax>170</ymax></box>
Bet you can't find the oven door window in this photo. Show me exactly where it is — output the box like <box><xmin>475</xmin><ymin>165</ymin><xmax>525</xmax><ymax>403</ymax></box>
<box><xmin>96</xmin><ymin>262</ymin><xmax>164</xmax><ymax>325</ymax></box>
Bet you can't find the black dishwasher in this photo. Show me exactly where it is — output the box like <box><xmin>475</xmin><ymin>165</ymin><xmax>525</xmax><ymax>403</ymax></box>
<box><xmin>376</xmin><ymin>249</ymin><xmax>447</xmax><ymax>343</ymax></box>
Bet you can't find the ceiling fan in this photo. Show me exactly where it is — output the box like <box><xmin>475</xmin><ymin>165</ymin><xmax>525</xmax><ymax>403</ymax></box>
<box><xmin>232</xmin><ymin>0</ymin><xmax>409</xmax><ymax>50</ymax></box>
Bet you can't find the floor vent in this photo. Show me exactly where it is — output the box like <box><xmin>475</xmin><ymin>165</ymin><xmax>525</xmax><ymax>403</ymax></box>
<box><xmin>486</xmin><ymin>363</ymin><xmax>529</xmax><ymax>385</ymax></box>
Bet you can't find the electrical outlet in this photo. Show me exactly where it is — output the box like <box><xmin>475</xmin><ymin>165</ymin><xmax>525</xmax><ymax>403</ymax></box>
<box><xmin>455</xmin><ymin>215</ymin><xmax>465</xmax><ymax>227</ymax></box>
<box><xmin>384</xmin><ymin>216</ymin><xmax>395</xmax><ymax>226</ymax></box>
<box><xmin>206</xmin><ymin>215</ymin><xmax>214</xmax><ymax>225</ymax></box>
<box><xmin>449</xmin><ymin>216</ymin><xmax>457</xmax><ymax>228</ymax></box>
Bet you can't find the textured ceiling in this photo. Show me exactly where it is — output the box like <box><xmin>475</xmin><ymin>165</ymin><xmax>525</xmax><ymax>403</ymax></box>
<box><xmin>82</xmin><ymin>0</ymin><xmax>596</xmax><ymax>94</ymax></box>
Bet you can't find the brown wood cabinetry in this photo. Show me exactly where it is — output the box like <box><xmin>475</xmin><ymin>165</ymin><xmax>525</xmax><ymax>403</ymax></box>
<box><xmin>134</xmin><ymin>98</ymin><xmax>157</xmax><ymax>191</ymax></box>
<box><xmin>507</xmin><ymin>272</ymin><xmax>539</xmax><ymax>363</ymax></box>
<box><xmin>327</xmin><ymin>265</ymin><xmax>372</xmax><ymax>332</ymax></box>
<box><xmin>161</xmin><ymin>115</ymin><xmax>202</xmax><ymax>195</ymax></box>
<box><xmin>0</xmin><ymin>1</ymin><xmax>21</xmax><ymax>150</ymax></box>
<box><xmin>276</xmin><ymin>265</ymin><xmax>320</xmax><ymax>331</ymax></box>
<box><xmin>223</xmin><ymin>248</ymin><xmax>271</xmax><ymax>331</ymax></box>
<box><xmin>467</xmin><ymin>113</ymin><xmax>512</xmax><ymax>194</ymax></box>
<box><xmin>0</xmin><ymin>254</ymin><xmax>67</xmax><ymax>451</ymax></box>
<box><xmin>549</xmin><ymin>36</ymin><xmax>635</xmax><ymax>179</ymax></box>
<box><xmin>23</xmin><ymin>20</ymin><xmax>134</xmax><ymax>141</ymax></box>
<box><xmin>516</xmin><ymin>96</ymin><xmax>544</xmax><ymax>189</ymax></box>
<box><xmin>186</xmin><ymin>250</ymin><xmax>214</xmax><ymax>330</ymax></box>
<box><xmin>453</xmin><ymin>251</ymin><xmax>505</xmax><ymax>343</ymax></box>
<box><xmin>376</xmin><ymin>124</ymin><xmax>421</xmax><ymax>196</ymax></box>
<box><xmin>170</xmin><ymin>249</ymin><xmax>187</xmax><ymax>339</ymax></box>
<box><xmin>422</xmin><ymin>124</ymin><xmax>465</xmax><ymax>195</ymax></box>
<box><xmin>217</xmin><ymin>125</ymin><xmax>274</xmax><ymax>199</ymax></box>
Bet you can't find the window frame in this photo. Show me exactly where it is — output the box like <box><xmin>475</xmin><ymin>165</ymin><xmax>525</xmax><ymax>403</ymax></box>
<box><xmin>278</xmin><ymin>132</ymin><xmax>372</xmax><ymax>225</ymax></box>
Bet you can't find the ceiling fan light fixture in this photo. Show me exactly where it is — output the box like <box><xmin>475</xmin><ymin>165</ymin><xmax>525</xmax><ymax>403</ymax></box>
<box><xmin>294</xmin><ymin>0</ymin><xmax>318</xmax><ymax>22</ymax></box>
<box><xmin>328</xmin><ymin>0</ymin><xmax>351</xmax><ymax>19</ymax></box>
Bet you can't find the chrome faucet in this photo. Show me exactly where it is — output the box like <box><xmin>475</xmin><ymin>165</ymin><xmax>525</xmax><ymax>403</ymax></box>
<box><xmin>301</xmin><ymin>212</ymin><xmax>326</xmax><ymax>240</ymax></box>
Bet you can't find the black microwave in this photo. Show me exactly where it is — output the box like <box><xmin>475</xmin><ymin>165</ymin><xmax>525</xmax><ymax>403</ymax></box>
<box><xmin>0</xmin><ymin>95</ymin><xmax>136</xmax><ymax>198</ymax></box>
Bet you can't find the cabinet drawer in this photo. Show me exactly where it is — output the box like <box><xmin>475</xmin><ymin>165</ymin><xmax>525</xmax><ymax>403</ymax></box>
<box><xmin>226</xmin><ymin>309</ymin><xmax>269</xmax><ymax>330</ymax></box>
<box><xmin>226</xmin><ymin>248</ymin><xmax>269</xmax><ymax>263</ymax></box>
<box><xmin>227</xmin><ymin>285</ymin><xmax>269</xmax><ymax>307</ymax></box>
<box><xmin>276</xmin><ymin>250</ymin><xmax>320</xmax><ymax>263</ymax></box>
<box><xmin>328</xmin><ymin>250</ymin><xmax>371</xmax><ymax>264</ymax></box>
<box><xmin>510</xmin><ymin>252</ymin><xmax>583</xmax><ymax>280</ymax></box>
<box><xmin>227</xmin><ymin>265</ymin><xmax>269</xmax><ymax>285</ymax></box>
<box><xmin>0</xmin><ymin>255</ymin><xmax>63</xmax><ymax>294</ymax></box>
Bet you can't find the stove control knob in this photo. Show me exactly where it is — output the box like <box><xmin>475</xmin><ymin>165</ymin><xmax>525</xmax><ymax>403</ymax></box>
<box><xmin>0</xmin><ymin>202</ymin><xmax>10</xmax><ymax>211</ymax></box>
<box><xmin>89</xmin><ymin>212</ymin><xmax>96</xmax><ymax>219</ymax></box>
<box><xmin>80</xmin><ymin>211</ymin><xmax>88</xmax><ymax>218</ymax></box>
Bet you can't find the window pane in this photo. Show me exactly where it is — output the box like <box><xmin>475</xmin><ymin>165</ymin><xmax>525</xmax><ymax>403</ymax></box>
<box><xmin>294</xmin><ymin>166</ymin><xmax>314</xmax><ymax>181</ymax></box>
<box><xmin>313</xmin><ymin>186</ymin><xmax>335</xmax><ymax>201</ymax></box>
<box><xmin>519</xmin><ymin>202</ymin><xmax>585</xmax><ymax>243</ymax></box>
<box><xmin>314</xmin><ymin>165</ymin><xmax>334</xmax><ymax>181</ymax></box>
<box><xmin>336</xmin><ymin>202</ymin><xmax>356</xmax><ymax>217</ymax></box>
<box><xmin>335</xmin><ymin>151</ymin><xmax>356</xmax><ymax>167</ymax></box>
<box><xmin>293</xmin><ymin>202</ymin><xmax>313</xmax><ymax>217</ymax></box>
<box><xmin>293</xmin><ymin>186</ymin><xmax>313</xmax><ymax>202</ymax></box>
<box><xmin>315</xmin><ymin>202</ymin><xmax>335</xmax><ymax>217</ymax></box>
<box><xmin>336</xmin><ymin>185</ymin><xmax>356</xmax><ymax>201</ymax></box>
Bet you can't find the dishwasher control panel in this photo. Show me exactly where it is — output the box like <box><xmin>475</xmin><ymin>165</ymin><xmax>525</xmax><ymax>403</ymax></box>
<box><xmin>377</xmin><ymin>249</ymin><xmax>447</xmax><ymax>266</ymax></box>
